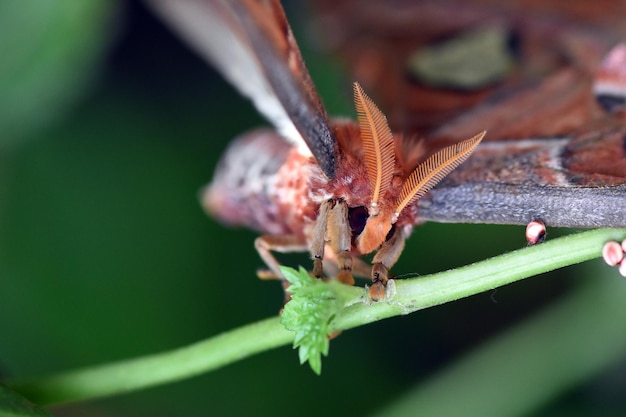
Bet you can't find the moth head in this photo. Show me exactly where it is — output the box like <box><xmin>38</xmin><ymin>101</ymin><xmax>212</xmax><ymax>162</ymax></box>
<box><xmin>352</xmin><ymin>82</ymin><xmax>486</xmax><ymax>254</ymax></box>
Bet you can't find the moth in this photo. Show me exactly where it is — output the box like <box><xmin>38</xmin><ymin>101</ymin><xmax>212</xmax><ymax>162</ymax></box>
<box><xmin>147</xmin><ymin>0</ymin><xmax>626</xmax><ymax>299</ymax></box>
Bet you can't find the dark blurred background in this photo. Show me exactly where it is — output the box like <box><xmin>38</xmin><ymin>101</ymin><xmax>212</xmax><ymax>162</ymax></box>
<box><xmin>1</xmin><ymin>1</ymin><xmax>626</xmax><ymax>416</ymax></box>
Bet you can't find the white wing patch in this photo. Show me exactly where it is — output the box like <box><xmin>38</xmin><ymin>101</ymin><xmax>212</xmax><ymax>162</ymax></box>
<box><xmin>147</xmin><ymin>0</ymin><xmax>311</xmax><ymax>156</ymax></box>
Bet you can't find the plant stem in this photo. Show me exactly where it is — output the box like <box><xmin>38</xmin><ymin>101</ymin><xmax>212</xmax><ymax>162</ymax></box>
<box><xmin>373</xmin><ymin>264</ymin><xmax>626</xmax><ymax>417</ymax></box>
<box><xmin>9</xmin><ymin>228</ymin><xmax>626</xmax><ymax>405</ymax></box>
<box><xmin>332</xmin><ymin>228</ymin><xmax>626</xmax><ymax>331</ymax></box>
<box><xmin>11</xmin><ymin>317</ymin><xmax>292</xmax><ymax>405</ymax></box>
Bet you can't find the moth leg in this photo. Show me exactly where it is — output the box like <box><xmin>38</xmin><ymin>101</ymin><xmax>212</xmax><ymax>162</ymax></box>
<box><xmin>308</xmin><ymin>198</ymin><xmax>355</xmax><ymax>284</ymax></box>
<box><xmin>254</xmin><ymin>235</ymin><xmax>308</xmax><ymax>282</ymax></box>
<box><xmin>309</xmin><ymin>199</ymin><xmax>331</xmax><ymax>278</ymax></box>
<box><xmin>326</xmin><ymin>199</ymin><xmax>355</xmax><ymax>285</ymax></box>
<box><xmin>323</xmin><ymin>249</ymin><xmax>372</xmax><ymax>279</ymax></box>
<box><xmin>369</xmin><ymin>227</ymin><xmax>407</xmax><ymax>300</ymax></box>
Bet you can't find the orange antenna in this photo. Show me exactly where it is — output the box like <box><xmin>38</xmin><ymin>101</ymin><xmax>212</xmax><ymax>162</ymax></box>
<box><xmin>353</xmin><ymin>82</ymin><xmax>395</xmax><ymax>214</ymax></box>
<box><xmin>393</xmin><ymin>131</ymin><xmax>486</xmax><ymax>221</ymax></box>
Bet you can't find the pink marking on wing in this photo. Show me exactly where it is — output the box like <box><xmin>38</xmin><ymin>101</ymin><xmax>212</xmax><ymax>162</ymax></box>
<box><xmin>594</xmin><ymin>42</ymin><xmax>626</xmax><ymax>111</ymax></box>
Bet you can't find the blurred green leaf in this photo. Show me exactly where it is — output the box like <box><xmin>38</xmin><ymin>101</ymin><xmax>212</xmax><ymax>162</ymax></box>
<box><xmin>0</xmin><ymin>384</ymin><xmax>52</xmax><ymax>417</ymax></box>
<box><xmin>0</xmin><ymin>0</ymin><xmax>118</xmax><ymax>145</ymax></box>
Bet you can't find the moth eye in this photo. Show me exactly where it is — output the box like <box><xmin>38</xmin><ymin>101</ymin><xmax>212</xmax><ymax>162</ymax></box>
<box><xmin>385</xmin><ymin>224</ymin><xmax>397</xmax><ymax>242</ymax></box>
<box><xmin>348</xmin><ymin>206</ymin><xmax>368</xmax><ymax>237</ymax></box>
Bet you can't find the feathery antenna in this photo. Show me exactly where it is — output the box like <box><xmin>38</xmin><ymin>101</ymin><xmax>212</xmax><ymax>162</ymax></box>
<box><xmin>394</xmin><ymin>131</ymin><xmax>486</xmax><ymax>219</ymax></box>
<box><xmin>353</xmin><ymin>82</ymin><xmax>396</xmax><ymax>212</ymax></box>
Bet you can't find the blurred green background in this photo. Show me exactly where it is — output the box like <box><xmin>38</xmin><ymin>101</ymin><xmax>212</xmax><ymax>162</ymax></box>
<box><xmin>2</xmin><ymin>1</ymin><xmax>626</xmax><ymax>416</ymax></box>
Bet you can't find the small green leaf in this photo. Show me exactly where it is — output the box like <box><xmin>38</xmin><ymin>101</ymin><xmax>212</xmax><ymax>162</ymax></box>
<box><xmin>279</xmin><ymin>266</ymin><xmax>352</xmax><ymax>375</ymax></box>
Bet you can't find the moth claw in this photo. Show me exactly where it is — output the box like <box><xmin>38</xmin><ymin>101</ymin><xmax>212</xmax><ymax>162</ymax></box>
<box><xmin>368</xmin><ymin>281</ymin><xmax>386</xmax><ymax>301</ymax></box>
<box><xmin>337</xmin><ymin>270</ymin><xmax>355</xmax><ymax>285</ymax></box>
<box><xmin>371</xmin><ymin>263</ymin><xmax>389</xmax><ymax>286</ymax></box>
<box><xmin>312</xmin><ymin>257</ymin><xmax>324</xmax><ymax>278</ymax></box>
<box><xmin>328</xmin><ymin>330</ymin><xmax>343</xmax><ymax>340</ymax></box>
<box><xmin>257</xmin><ymin>268</ymin><xmax>279</xmax><ymax>280</ymax></box>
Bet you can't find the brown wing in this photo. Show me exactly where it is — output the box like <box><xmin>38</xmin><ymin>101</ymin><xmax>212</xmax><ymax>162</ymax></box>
<box><xmin>147</xmin><ymin>0</ymin><xmax>338</xmax><ymax>178</ymax></box>
<box><xmin>312</xmin><ymin>0</ymin><xmax>626</xmax><ymax>227</ymax></box>
<box><xmin>418</xmin><ymin>114</ymin><xmax>626</xmax><ymax>227</ymax></box>
<box><xmin>312</xmin><ymin>0</ymin><xmax>626</xmax><ymax>137</ymax></box>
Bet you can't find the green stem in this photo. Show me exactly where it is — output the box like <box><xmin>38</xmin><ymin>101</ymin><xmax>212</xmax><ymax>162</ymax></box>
<box><xmin>332</xmin><ymin>228</ymin><xmax>626</xmax><ymax>331</ymax></box>
<box><xmin>373</xmin><ymin>265</ymin><xmax>626</xmax><ymax>417</ymax></box>
<box><xmin>11</xmin><ymin>317</ymin><xmax>292</xmax><ymax>406</ymax></box>
<box><xmin>9</xmin><ymin>228</ymin><xmax>626</xmax><ymax>406</ymax></box>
